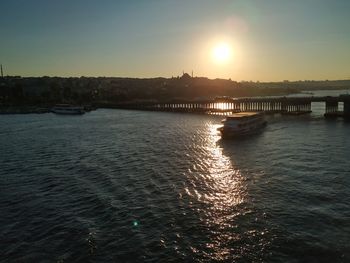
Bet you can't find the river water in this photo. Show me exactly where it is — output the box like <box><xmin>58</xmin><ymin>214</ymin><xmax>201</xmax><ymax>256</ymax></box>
<box><xmin>1</xmin><ymin>90</ymin><xmax>350</xmax><ymax>262</ymax></box>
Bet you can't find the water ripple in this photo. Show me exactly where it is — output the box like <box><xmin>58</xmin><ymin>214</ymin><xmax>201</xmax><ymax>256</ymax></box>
<box><xmin>1</xmin><ymin>109</ymin><xmax>350</xmax><ymax>262</ymax></box>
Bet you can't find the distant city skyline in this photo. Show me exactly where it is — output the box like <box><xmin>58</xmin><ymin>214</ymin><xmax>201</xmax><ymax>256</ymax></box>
<box><xmin>1</xmin><ymin>0</ymin><xmax>350</xmax><ymax>81</ymax></box>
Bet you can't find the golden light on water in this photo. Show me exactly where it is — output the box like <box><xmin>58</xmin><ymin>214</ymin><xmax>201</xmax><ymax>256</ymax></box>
<box><xmin>183</xmin><ymin>122</ymin><xmax>246</xmax><ymax>209</ymax></box>
<box><xmin>205</xmin><ymin>123</ymin><xmax>247</xmax><ymax>260</ymax></box>
<box><xmin>183</xmin><ymin>122</ymin><xmax>247</xmax><ymax>260</ymax></box>
<box><xmin>206</xmin><ymin>123</ymin><xmax>245</xmax><ymax>208</ymax></box>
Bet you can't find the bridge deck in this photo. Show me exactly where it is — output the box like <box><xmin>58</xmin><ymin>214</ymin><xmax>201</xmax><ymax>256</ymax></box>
<box><xmin>107</xmin><ymin>95</ymin><xmax>350</xmax><ymax>118</ymax></box>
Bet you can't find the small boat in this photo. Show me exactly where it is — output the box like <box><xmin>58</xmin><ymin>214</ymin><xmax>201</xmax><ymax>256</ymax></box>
<box><xmin>217</xmin><ymin>112</ymin><xmax>267</xmax><ymax>138</ymax></box>
<box><xmin>51</xmin><ymin>104</ymin><xmax>85</xmax><ymax>115</ymax></box>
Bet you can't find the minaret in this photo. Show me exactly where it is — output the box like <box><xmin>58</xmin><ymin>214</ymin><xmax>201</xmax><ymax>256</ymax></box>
<box><xmin>0</xmin><ymin>64</ymin><xmax>3</xmax><ymax>78</ymax></box>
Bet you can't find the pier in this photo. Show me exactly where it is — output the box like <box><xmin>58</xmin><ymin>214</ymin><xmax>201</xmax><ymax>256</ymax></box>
<box><xmin>111</xmin><ymin>95</ymin><xmax>350</xmax><ymax>118</ymax></box>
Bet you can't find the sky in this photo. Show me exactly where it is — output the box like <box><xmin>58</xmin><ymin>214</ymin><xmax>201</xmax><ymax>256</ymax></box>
<box><xmin>1</xmin><ymin>0</ymin><xmax>350</xmax><ymax>81</ymax></box>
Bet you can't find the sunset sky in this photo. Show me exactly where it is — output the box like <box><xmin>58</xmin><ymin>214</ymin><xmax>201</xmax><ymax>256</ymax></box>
<box><xmin>1</xmin><ymin>0</ymin><xmax>350</xmax><ymax>81</ymax></box>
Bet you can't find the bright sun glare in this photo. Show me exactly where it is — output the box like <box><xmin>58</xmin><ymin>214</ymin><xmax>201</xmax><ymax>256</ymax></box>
<box><xmin>212</xmin><ymin>43</ymin><xmax>231</xmax><ymax>63</ymax></box>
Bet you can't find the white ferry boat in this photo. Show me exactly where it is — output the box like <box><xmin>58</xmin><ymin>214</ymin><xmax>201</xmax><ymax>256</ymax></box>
<box><xmin>51</xmin><ymin>104</ymin><xmax>85</xmax><ymax>115</ymax></box>
<box><xmin>217</xmin><ymin>112</ymin><xmax>266</xmax><ymax>138</ymax></box>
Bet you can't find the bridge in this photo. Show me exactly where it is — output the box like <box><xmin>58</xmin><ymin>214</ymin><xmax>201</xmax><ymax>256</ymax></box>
<box><xmin>110</xmin><ymin>95</ymin><xmax>350</xmax><ymax>118</ymax></box>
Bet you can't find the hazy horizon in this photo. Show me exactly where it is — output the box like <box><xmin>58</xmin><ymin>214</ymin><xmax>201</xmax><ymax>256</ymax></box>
<box><xmin>2</xmin><ymin>72</ymin><xmax>350</xmax><ymax>83</ymax></box>
<box><xmin>1</xmin><ymin>0</ymin><xmax>350</xmax><ymax>81</ymax></box>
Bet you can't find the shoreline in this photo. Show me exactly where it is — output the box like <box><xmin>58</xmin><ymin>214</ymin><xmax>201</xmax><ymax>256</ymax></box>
<box><xmin>0</xmin><ymin>106</ymin><xmax>51</xmax><ymax>114</ymax></box>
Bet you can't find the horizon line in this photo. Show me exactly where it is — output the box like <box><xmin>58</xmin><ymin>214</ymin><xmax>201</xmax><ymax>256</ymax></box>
<box><xmin>2</xmin><ymin>74</ymin><xmax>350</xmax><ymax>83</ymax></box>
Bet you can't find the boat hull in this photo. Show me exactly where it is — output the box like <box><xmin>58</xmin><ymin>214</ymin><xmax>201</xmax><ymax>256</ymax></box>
<box><xmin>52</xmin><ymin>109</ymin><xmax>84</xmax><ymax>115</ymax></box>
<box><xmin>51</xmin><ymin>106</ymin><xmax>85</xmax><ymax>115</ymax></box>
<box><xmin>218</xmin><ymin>121</ymin><xmax>267</xmax><ymax>138</ymax></box>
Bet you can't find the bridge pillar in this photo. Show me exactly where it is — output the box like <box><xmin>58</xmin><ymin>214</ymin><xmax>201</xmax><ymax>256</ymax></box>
<box><xmin>325</xmin><ymin>101</ymin><xmax>338</xmax><ymax>113</ymax></box>
<box><xmin>324</xmin><ymin>100</ymin><xmax>338</xmax><ymax>117</ymax></box>
<box><xmin>281</xmin><ymin>102</ymin><xmax>286</xmax><ymax>112</ymax></box>
<box><xmin>344</xmin><ymin>100</ymin><xmax>350</xmax><ymax>118</ymax></box>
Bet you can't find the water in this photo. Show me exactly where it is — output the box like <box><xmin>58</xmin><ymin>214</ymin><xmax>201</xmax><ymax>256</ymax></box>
<box><xmin>1</xmin><ymin>91</ymin><xmax>350</xmax><ymax>262</ymax></box>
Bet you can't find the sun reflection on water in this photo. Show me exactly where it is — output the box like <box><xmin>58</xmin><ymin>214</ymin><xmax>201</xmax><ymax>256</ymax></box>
<box><xmin>183</xmin><ymin>122</ymin><xmax>249</xmax><ymax>261</ymax></box>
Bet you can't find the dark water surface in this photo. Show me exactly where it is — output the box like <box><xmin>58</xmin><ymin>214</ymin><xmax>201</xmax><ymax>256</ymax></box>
<box><xmin>1</xmin><ymin>100</ymin><xmax>350</xmax><ymax>262</ymax></box>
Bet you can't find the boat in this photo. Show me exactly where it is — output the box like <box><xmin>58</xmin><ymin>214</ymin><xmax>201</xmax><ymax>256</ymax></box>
<box><xmin>217</xmin><ymin>112</ymin><xmax>267</xmax><ymax>138</ymax></box>
<box><xmin>51</xmin><ymin>104</ymin><xmax>85</xmax><ymax>115</ymax></box>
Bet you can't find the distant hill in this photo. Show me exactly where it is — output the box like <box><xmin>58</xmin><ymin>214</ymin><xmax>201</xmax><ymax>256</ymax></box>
<box><xmin>1</xmin><ymin>74</ymin><xmax>350</xmax><ymax>107</ymax></box>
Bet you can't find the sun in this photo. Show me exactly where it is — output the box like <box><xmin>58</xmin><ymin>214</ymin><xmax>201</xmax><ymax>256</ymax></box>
<box><xmin>212</xmin><ymin>43</ymin><xmax>231</xmax><ymax>63</ymax></box>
